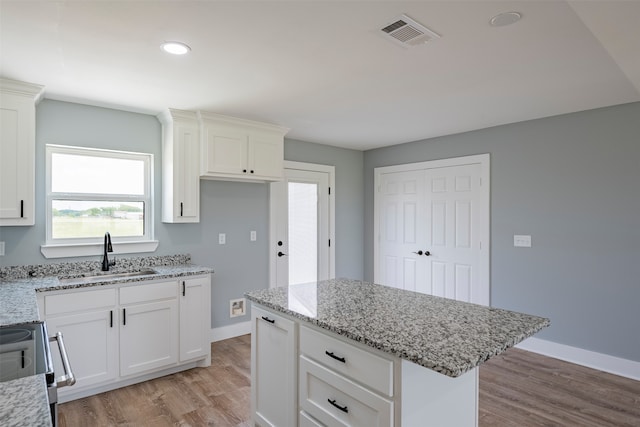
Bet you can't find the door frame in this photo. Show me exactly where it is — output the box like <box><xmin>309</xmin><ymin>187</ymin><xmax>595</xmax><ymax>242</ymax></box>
<box><xmin>373</xmin><ymin>154</ymin><xmax>490</xmax><ymax>305</ymax></box>
<box><xmin>269</xmin><ymin>161</ymin><xmax>335</xmax><ymax>288</ymax></box>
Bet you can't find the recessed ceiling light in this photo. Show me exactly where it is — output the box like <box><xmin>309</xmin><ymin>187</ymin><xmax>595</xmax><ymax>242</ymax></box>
<box><xmin>161</xmin><ymin>41</ymin><xmax>191</xmax><ymax>55</ymax></box>
<box><xmin>489</xmin><ymin>12</ymin><xmax>522</xmax><ymax>27</ymax></box>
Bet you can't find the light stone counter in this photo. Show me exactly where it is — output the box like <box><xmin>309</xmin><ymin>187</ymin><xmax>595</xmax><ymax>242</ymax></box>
<box><xmin>0</xmin><ymin>254</ymin><xmax>213</xmax><ymax>426</ymax></box>
<box><xmin>246</xmin><ymin>278</ymin><xmax>550</xmax><ymax>377</ymax></box>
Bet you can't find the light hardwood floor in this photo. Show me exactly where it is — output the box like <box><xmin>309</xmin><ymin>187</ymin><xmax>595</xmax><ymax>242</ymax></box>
<box><xmin>59</xmin><ymin>335</ymin><xmax>640</xmax><ymax>426</ymax></box>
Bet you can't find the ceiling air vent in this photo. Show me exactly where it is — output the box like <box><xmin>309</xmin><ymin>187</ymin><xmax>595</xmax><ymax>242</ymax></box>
<box><xmin>380</xmin><ymin>14</ymin><xmax>440</xmax><ymax>48</ymax></box>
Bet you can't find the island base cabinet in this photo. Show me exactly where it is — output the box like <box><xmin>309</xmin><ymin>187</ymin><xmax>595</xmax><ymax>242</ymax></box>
<box><xmin>400</xmin><ymin>360</ymin><xmax>478</xmax><ymax>427</ymax></box>
<box><xmin>251</xmin><ymin>305</ymin><xmax>297</xmax><ymax>427</ymax></box>
<box><xmin>299</xmin><ymin>355</ymin><xmax>393</xmax><ymax>427</ymax></box>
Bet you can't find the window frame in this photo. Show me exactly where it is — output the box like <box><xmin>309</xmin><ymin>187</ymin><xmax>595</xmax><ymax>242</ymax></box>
<box><xmin>41</xmin><ymin>144</ymin><xmax>157</xmax><ymax>258</ymax></box>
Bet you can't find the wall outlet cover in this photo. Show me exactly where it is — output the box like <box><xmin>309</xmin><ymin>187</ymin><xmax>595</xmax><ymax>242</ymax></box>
<box><xmin>514</xmin><ymin>234</ymin><xmax>532</xmax><ymax>247</ymax></box>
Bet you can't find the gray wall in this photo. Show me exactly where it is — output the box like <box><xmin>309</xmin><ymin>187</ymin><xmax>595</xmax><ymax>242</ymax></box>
<box><xmin>363</xmin><ymin>102</ymin><xmax>640</xmax><ymax>362</ymax></box>
<box><xmin>0</xmin><ymin>99</ymin><xmax>365</xmax><ymax>329</ymax></box>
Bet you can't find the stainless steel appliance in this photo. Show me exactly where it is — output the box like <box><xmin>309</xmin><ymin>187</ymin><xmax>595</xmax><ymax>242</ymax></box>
<box><xmin>0</xmin><ymin>322</ymin><xmax>75</xmax><ymax>426</ymax></box>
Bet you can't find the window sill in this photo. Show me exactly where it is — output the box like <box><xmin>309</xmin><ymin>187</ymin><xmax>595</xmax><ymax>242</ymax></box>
<box><xmin>40</xmin><ymin>241</ymin><xmax>159</xmax><ymax>259</ymax></box>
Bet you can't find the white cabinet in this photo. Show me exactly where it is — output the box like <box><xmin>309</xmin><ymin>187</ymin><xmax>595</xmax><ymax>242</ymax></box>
<box><xmin>158</xmin><ymin>109</ymin><xmax>200</xmax><ymax>223</ymax></box>
<box><xmin>40</xmin><ymin>288</ymin><xmax>118</xmax><ymax>394</ymax></box>
<box><xmin>38</xmin><ymin>274</ymin><xmax>211</xmax><ymax>402</ymax></box>
<box><xmin>119</xmin><ymin>281</ymin><xmax>178</xmax><ymax>376</ymax></box>
<box><xmin>299</xmin><ymin>325</ymin><xmax>394</xmax><ymax>427</ymax></box>
<box><xmin>179</xmin><ymin>276</ymin><xmax>210</xmax><ymax>362</ymax></box>
<box><xmin>251</xmin><ymin>304</ymin><xmax>297</xmax><ymax>427</ymax></box>
<box><xmin>251</xmin><ymin>304</ymin><xmax>479</xmax><ymax>427</ymax></box>
<box><xmin>0</xmin><ymin>78</ymin><xmax>44</xmax><ymax>226</ymax></box>
<box><xmin>200</xmin><ymin>112</ymin><xmax>288</xmax><ymax>182</ymax></box>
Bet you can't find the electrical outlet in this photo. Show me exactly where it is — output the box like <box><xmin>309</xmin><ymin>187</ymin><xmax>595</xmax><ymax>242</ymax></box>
<box><xmin>514</xmin><ymin>235</ymin><xmax>532</xmax><ymax>247</ymax></box>
<box><xmin>230</xmin><ymin>298</ymin><xmax>246</xmax><ymax>317</ymax></box>
<box><xmin>218</xmin><ymin>233</ymin><xmax>226</xmax><ymax>245</ymax></box>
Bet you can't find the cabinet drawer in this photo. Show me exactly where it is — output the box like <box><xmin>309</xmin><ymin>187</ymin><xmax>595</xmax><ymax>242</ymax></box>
<box><xmin>300</xmin><ymin>410</ymin><xmax>324</xmax><ymax>427</ymax></box>
<box><xmin>300</xmin><ymin>325</ymin><xmax>394</xmax><ymax>397</ymax></box>
<box><xmin>120</xmin><ymin>281</ymin><xmax>176</xmax><ymax>305</ymax></box>
<box><xmin>300</xmin><ymin>355</ymin><xmax>393</xmax><ymax>427</ymax></box>
<box><xmin>45</xmin><ymin>288</ymin><xmax>116</xmax><ymax>315</ymax></box>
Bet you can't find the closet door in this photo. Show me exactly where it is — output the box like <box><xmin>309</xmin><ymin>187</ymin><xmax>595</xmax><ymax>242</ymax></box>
<box><xmin>375</xmin><ymin>155</ymin><xmax>489</xmax><ymax>305</ymax></box>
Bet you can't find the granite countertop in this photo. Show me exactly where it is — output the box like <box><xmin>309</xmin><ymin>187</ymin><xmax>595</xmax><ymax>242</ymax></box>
<box><xmin>0</xmin><ymin>254</ymin><xmax>213</xmax><ymax>426</ymax></box>
<box><xmin>246</xmin><ymin>278</ymin><xmax>550</xmax><ymax>378</ymax></box>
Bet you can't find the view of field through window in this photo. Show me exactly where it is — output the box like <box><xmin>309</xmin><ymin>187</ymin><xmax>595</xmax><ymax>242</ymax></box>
<box><xmin>52</xmin><ymin>200</ymin><xmax>144</xmax><ymax>238</ymax></box>
<box><xmin>49</xmin><ymin>149</ymin><xmax>148</xmax><ymax>240</ymax></box>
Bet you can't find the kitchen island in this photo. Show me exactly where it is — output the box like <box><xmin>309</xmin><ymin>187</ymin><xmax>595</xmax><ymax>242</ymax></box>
<box><xmin>246</xmin><ymin>278</ymin><xmax>550</xmax><ymax>427</ymax></box>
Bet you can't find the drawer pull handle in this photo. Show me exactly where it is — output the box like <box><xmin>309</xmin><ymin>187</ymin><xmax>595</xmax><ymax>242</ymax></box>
<box><xmin>261</xmin><ymin>316</ymin><xmax>275</xmax><ymax>324</ymax></box>
<box><xmin>328</xmin><ymin>399</ymin><xmax>349</xmax><ymax>413</ymax></box>
<box><xmin>325</xmin><ymin>351</ymin><xmax>346</xmax><ymax>363</ymax></box>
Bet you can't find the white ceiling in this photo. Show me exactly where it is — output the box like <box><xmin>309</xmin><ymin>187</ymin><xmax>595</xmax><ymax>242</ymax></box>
<box><xmin>1</xmin><ymin>1</ymin><xmax>639</xmax><ymax>150</ymax></box>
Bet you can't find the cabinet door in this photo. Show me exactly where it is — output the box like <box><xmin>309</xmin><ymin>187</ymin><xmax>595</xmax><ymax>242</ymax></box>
<box><xmin>46</xmin><ymin>309</ymin><xmax>118</xmax><ymax>391</ymax></box>
<box><xmin>179</xmin><ymin>276</ymin><xmax>210</xmax><ymax>362</ymax></box>
<box><xmin>247</xmin><ymin>132</ymin><xmax>283</xmax><ymax>179</ymax></box>
<box><xmin>120</xmin><ymin>299</ymin><xmax>178</xmax><ymax>377</ymax></box>
<box><xmin>0</xmin><ymin>92</ymin><xmax>35</xmax><ymax>225</ymax></box>
<box><xmin>173</xmin><ymin>120</ymin><xmax>200</xmax><ymax>222</ymax></box>
<box><xmin>201</xmin><ymin>123</ymin><xmax>247</xmax><ymax>176</ymax></box>
<box><xmin>251</xmin><ymin>305</ymin><xmax>297</xmax><ymax>427</ymax></box>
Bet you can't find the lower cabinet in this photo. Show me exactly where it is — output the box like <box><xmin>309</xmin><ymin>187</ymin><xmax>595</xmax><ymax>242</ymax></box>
<box><xmin>43</xmin><ymin>287</ymin><xmax>118</xmax><ymax>391</ymax></box>
<box><xmin>251</xmin><ymin>305</ymin><xmax>297</xmax><ymax>427</ymax></box>
<box><xmin>179</xmin><ymin>276</ymin><xmax>210</xmax><ymax>361</ymax></box>
<box><xmin>38</xmin><ymin>274</ymin><xmax>211</xmax><ymax>401</ymax></box>
<box><xmin>119</xmin><ymin>281</ymin><xmax>178</xmax><ymax>377</ymax></box>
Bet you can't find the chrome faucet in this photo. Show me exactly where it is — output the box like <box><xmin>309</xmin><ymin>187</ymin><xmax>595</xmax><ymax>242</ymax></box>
<box><xmin>102</xmin><ymin>232</ymin><xmax>116</xmax><ymax>271</ymax></box>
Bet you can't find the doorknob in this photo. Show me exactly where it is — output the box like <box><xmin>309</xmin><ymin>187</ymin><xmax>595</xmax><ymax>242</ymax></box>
<box><xmin>412</xmin><ymin>250</ymin><xmax>423</xmax><ymax>255</ymax></box>
<box><xmin>277</xmin><ymin>251</ymin><xmax>287</xmax><ymax>257</ymax></box>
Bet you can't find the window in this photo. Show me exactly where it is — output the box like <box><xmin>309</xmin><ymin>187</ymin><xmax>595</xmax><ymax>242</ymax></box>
<box><xmin>42</xmin><ymin>145</ymin><xmax>156</xmax><ymax>258</ymax></box>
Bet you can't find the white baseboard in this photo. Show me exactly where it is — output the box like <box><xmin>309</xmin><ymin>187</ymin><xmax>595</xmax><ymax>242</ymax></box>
<box><xmin>516</xmin><ymin>337</ymin><xmax>640</xmax><ymax>381</ymax></box>
<box><xmin>210</xmin><ymin>321</ymin><xmax>251</xmax><ymax>342</ymax></box>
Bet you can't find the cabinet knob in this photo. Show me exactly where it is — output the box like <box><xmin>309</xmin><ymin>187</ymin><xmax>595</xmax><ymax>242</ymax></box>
<box><xmin>243</xmin><ymin>169</ymin><xmax>247</xmax><ymax>173</ymax></box>
<box><xmin>250</xmin><ymin>170</ymin><xmax>254</xmax><ymax>174</ymax></box>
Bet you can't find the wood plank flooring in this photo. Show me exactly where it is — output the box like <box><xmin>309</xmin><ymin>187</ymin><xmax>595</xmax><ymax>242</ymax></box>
<box><xmin>59</xmin><ymin>335</ymin><xmax>640</xmax><ymax>426</ymax></box>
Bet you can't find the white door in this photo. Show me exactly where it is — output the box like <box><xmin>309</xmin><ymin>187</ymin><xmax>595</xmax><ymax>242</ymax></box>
<box><xmin>375</xmin><ymin>155</ymin><xmax>490</xmax><ymax>305</ymax></box>
<box><xmin>270</xmin><ymin>162</ymin><xmax>334</xmax><ymax>288</ymax></box>
<box><xmin>377</xmin><ymin>169</ymin><xmax>426</xmax><ymax>292</ymax></box>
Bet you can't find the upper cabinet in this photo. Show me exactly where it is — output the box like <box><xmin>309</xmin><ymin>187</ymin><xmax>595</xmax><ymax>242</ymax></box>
<box><xmin>158</xmin><ymin>109</ymin><xmax>200</xmax><ymax>223</ymax></box>
<box><xmin>199</xmin><ymin>112</ymin><xmax>289</xmax><ymax>182</ymax></box>
<box><xmin>0</xmin><ymin>78</ymin><xmax>44</xmax><ymax>226</ymax></box>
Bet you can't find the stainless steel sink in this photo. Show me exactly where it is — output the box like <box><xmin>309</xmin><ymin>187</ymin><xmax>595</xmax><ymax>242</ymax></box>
<box><xmin>58</xmin><ymin>269</ymin><xmax>158</xmax><ymax>284</ymax></box>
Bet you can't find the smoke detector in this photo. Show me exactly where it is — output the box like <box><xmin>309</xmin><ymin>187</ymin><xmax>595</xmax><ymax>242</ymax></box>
<box><xmin>379</xmin><ymin>14</ymin><xmax>440</xmax><ymax>48</ymax></box>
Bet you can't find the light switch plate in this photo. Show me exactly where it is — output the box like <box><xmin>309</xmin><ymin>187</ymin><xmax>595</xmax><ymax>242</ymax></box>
<box><xmin>0</xmin><ymin>242</ymin><xmax>4</xmax><ymax>256</ymax></box>
<box><xmin>250</xmin><ymin>231</ymin><xmax>257</xmax><ymax>241</ymax></box>
<box><xmin>514</xmin><ymin>235</ymin><xmax>532</xmax><ymax>247</ymax></box>
<box><xmin>218</xmin><ymin>233</ymin><xmax>226</xmax><ymax>245</ymax></box>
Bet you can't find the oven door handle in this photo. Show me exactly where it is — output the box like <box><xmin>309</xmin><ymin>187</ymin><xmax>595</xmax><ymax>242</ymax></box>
<box><xmin>49</xmin><ymin>332</ymin><xmax>76</xmax><ymax>387</ymax></box>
